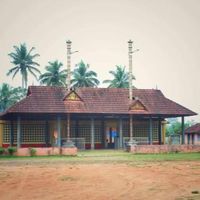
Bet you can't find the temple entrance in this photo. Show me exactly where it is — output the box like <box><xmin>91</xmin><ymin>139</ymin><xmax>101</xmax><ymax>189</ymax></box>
<box><xmin>105</xmin><ymin>120</ymin><xmax>117</xmax><ymax>149</ymax></box>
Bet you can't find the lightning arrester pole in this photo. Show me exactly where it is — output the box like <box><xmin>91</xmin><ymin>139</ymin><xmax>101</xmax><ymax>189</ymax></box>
<box><xmin>128</xmin><ymin>40</ymin><xmax>133</xmax><ymax>102</ymax></box>
<box><xmin>128</xmin><ymin>40</ymin><xmax>139</xmax><ymax>141</ymax></box>
<box><xmin>66</xmin><ymin>40</ymin><xmax>72</xmax><ymax>91</ymax></box>
<box><xmin>66</xmin><ymin>40</ymin><xmax>71</xmax><ymax>142</ymax></box>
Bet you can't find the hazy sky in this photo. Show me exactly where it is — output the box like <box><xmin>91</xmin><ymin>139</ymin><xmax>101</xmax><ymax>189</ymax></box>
<box><xmin>0</xmin><ymin>0</ymin><xmax>199</xmax><ymax>121</ymax></box>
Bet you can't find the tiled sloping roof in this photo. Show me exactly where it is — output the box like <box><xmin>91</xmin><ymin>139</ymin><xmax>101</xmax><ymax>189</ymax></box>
<box><xmin>185</xmin><ymin>123</ymin><xmax>200</xmax><ymax>134</ymax></box>
<box><xmin>3</xmin><ymin>86</ymin><xmax>197</xmax><ymax>116</ymax></box>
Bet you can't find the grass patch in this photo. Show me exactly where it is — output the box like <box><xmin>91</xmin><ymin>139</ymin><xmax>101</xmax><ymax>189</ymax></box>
<box><xmin>0</xmin><ymin>151</ymin><xmax>199</xmax><ymax>164</ymax></box>
<box><xmin>176</xmin><ymin>194</ymin><xmax>200</xmax><ymax>200</ymax></box>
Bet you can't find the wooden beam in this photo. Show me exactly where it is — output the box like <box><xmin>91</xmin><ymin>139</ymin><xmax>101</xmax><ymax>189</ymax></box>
<box><xmin>91</xmin><ymin>118</ymin><xmax>95</xmax><ymax>150</ymax></box>
<box><xmin>181</xmin><ymin>116</ymin><xmax>185</xmax><ymax>144</ymax></box>
<box><xmin>17</xmin><ymin>116</ymin><xmax>21</xmax><ymax>149</ymax></box>
<box><xmin>10</xmin><ymin>121</ymin><xmax>14</xmax><ymax>146</ymax></box>
<box><xmin>119</xmin><ymin>118</ymin><xmax>123</xmax><ymax>148</ymax></box>
<box><xmin>57</xmin><ymin>116</ymin><xmax>61</xmax><ymax>147</ymax></box>
<box><xmin>158</xmin><ymin>119</ymin><xmax>162</xmax><ymax>145</ymax></box>
<box><xmin>129</xmin><ymin>115</ymin><xmax>133</xmax><ymax>140</ymax></box>
<box><xmin>149</xmin><ymin>118</ymin><xmax>153</xmax><ymax>145</ymax></box>
<box><xmin>101</xmin><ymin>118</ymin><xmax>105</xmax><ymax>148</ymax></box>
<box><xmin>75</xmin><ymin>119</ymin><xmax>79</xmax><ymax>138</ymax></box>
<box><xmin>0</xmin><ymin>121</ymin><xmax>4</xmax><ymax>147</ymax></box>
<box><xmin>67</xmin><ymin>113</ymin><xmax>70</xmax><ymax>141</ymax></box>
<box><xmin>45</xmin><ymin>121</ymin><xmax>49</xmax><ymax>146</ymax></box>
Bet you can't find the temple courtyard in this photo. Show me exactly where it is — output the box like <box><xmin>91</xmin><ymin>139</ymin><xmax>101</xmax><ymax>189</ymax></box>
<box><xmin>0</xmin><ymin>151</ymin><xmax>200</xmax><ymax>200</ymax></box>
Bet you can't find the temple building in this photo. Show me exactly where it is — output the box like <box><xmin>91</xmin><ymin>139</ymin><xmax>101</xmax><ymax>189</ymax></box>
<box><xmin>0</xmin><ymin>86</ymin><xmax>196</xmax><ymax>149</ymax></box>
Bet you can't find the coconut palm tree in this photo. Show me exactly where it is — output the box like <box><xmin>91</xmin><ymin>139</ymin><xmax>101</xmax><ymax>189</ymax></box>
<box><xmin>103</xmin><ymin>65</ymin><xmax>135</xmax><ymax>88</ymax></box>
<box><xmin>0</xmin><ymin>83</ymin><xmax>26</xmax><ymax>112</ymax></box>
<box><xmin>71</xmin><ymin>60</ymin><xmax>100</xmax><ymax>88</ymax></box>
<box><xmin>7</xmin><ymin>43</ymin><xmax>40</xmax><ymax>89</ymax></box>
<box><xmin>39</xmin><ymin>60</ymin><xmax>67</xmax><ymax>86</ymax></box>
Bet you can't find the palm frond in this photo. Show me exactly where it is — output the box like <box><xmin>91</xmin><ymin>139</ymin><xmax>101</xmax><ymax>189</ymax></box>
<box><xmin>28</xmin><ymin>66</ymin><xmax>41</xmax><ymax>74</ymax></box>
<box><xmin>11</xmin><ymin>68</ymin><xmax>20</xmax><ymax>79</ymax></box>
<box><xmin>6</xmin><ymin>66</ymin><xmax>19</xmax><ymax>76</ymax></box>
<box><xmin>28</xmin><ymin>68</ymin><xmax>39</xmax><ymax>80</ymax></box>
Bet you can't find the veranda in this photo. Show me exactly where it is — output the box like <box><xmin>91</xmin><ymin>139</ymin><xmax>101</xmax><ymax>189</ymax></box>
<box><xmin>1</xmin><ymin>113</ymin><xmax>181</xmax><ymax>150</ymax></box>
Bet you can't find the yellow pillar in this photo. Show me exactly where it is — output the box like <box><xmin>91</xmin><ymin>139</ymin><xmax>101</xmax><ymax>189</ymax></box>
<box><xmin>0</xmin><ymin>120</ymin><xmax>4</xmax><ymax>147</ymax></box>
<box><xmin>161</xmin><ymin>120</ymin><xmax>167</xmax><ymax>144</ymax></box>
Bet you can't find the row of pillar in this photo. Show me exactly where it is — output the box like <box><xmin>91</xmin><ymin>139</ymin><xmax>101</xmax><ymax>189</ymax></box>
<box><xmin>11</xmin><ymin>115</ymin><xmax>186</xmax><ymax>148</ymax></box>
<box><xmin>141</xmin><ymin>117</ymin><xmax>185</xmax><ymax>144</ymax></box>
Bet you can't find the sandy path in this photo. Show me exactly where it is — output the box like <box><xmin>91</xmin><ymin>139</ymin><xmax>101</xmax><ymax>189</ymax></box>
<box><xmin>0</xmin><ymin>161</ymin><xmax>200</xmax><ymax>200</ymax></box>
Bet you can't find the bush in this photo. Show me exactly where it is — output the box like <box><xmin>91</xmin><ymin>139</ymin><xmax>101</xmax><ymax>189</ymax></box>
<box><xmin>7</xmin><ymin>147</ymin><xmax>17</xmax><ymax>156</ymax></box>
<box><xmin>0</xmin><ymin>147</ymin><xmax>5</xmax><ymax>155</ymax></box>
<box><xmin>29</xmin><ymin>148</ymin><xmax>36</xmax><ymax>156</ymax></box>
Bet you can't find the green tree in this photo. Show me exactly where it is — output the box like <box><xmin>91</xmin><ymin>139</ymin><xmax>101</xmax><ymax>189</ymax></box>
<box><xmin>71</xmin><ymin>60</ymin><xmax>99</xmax><ymax>88</ymax></box>
<box><xmin>166</xmin><ymin>118</ymin><xmax>195</xmax><ymax>136</ymax></box>
<box><xmin>0</xmin><ymin>83</ymin><xmax>26</xmax><ymax>112</ymax></box>
<box><xmin>103</xmin><ymin>65</ymin><xmax>135</xmax><ymax>88</ymax></box>
<box><xmin>7</xmin><ymin>43</ymin><xmax>40</xmax><ymax>89</ymax></box>
<box><xmin>39</xmin><ymin>60</ymin><xmax>67</xmax><ymax>86</ymax></box>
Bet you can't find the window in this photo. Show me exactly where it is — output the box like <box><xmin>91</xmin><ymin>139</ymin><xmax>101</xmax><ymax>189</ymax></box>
<box><xmin>122</xmin><ymin>120</ymin><xmax>158</xmax><ymax>142</ymax></box>
<box><xmin>3</xmin><ymin>121</ymin><xmax>46</xmax><ymax>144</ymax></box>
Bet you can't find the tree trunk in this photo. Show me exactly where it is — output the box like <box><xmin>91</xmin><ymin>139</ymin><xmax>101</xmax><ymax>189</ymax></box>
<box><xmin>22</xmin><ymin>78</ymin><xmax>24</xmax><ymax>89</ymax></box>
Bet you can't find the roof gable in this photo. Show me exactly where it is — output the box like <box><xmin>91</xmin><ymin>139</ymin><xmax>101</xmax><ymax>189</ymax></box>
<box><xmin>63</xmin><ymin>90</ymin><xmax>82</xmax><ymax>101</ymax></box>
<box><xmin>130</xmin><ymin>99</ymin><xmax>147</xmax><ymax>111</ymax></box>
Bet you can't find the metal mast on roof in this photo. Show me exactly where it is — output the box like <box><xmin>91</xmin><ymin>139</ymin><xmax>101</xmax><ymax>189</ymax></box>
<box><xmin>66</xmin><ymin>40</ymin><xmax>78</xmax><ymax>91</ymax></box>
<box><xmin>128</xmin><ymin>40</ymin><xmax>139</xmax><ymax>102</ymax></box>
<box><xmin>66</xmin><ymin>40</ymin><xmax>78</xmax><ymax>144</ymax></box>
<box><xmin>66</xmin><ymin>40</ymin><xmax>72</xmax><ymax>91</ymax></box>
<box><xmin>128</xmin><ymin>40</ymin><xmax>139</xmax><ymax>142</ymax></box>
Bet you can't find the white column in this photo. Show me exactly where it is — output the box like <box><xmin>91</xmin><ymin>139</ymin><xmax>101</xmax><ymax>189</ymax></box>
<box><xmin>91</xmin><ymin>118</ymin><xmax>95</xmax><ymax>150</ymax></box>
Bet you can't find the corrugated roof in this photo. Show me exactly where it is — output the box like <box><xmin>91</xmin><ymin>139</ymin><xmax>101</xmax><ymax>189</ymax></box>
<box><xmin>2</xmin><ymin>86</ymin><xmax>197</xmax><ymax>116</ymax></box>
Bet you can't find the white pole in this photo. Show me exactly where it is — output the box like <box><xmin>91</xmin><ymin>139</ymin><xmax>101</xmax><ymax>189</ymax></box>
<box><xmin>128</xmin><ymin>40</ymin><xmax>139</xmax><ymax>142</ymax></box>
<box><xmin>128</xmin><ymin>40</ymin><xmax>133</xmax><ymax>141</ymax></box>
<box><xmin>66</xmin><ymin>40</ymin><xmax>71</xmax><ymax>91</ymax></box>
<box><xmin>128</xmin><ymin>40</ymin><xmax>133</xmax><ymax>102</ymax></box>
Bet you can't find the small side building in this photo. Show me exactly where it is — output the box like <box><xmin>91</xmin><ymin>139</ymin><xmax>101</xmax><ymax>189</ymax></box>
<box><xmin>185</xmin><ymin>123</ymin><xmax>200</xmax><ymax>145</ymax></box>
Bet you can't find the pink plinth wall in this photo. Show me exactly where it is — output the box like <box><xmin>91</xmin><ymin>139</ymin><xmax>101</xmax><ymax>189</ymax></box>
<box><xmin>61</xmin><ymin>147</ymin><xmax>77</xmax><ymax>156</ymax></box>
<box><xmin>16</xmin><ymin>147</ymin><xmax>77</xmax><ymax>156</ymax></box>
<box><xmin>17</xmin><ymin>148</ymin><xmax>31</xmax><ymax>156</ymax></box>
<box><xmin>128</xmin><ymin>145</ymin><xmax>200</xmax><ymax>154</ymax></box>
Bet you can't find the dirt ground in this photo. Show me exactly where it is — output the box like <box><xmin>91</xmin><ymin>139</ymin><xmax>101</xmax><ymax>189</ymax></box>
<box><xmin>0</xmin><ymin>161</ymin><xmax>200</xmax><ymax>200</ymax></box>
